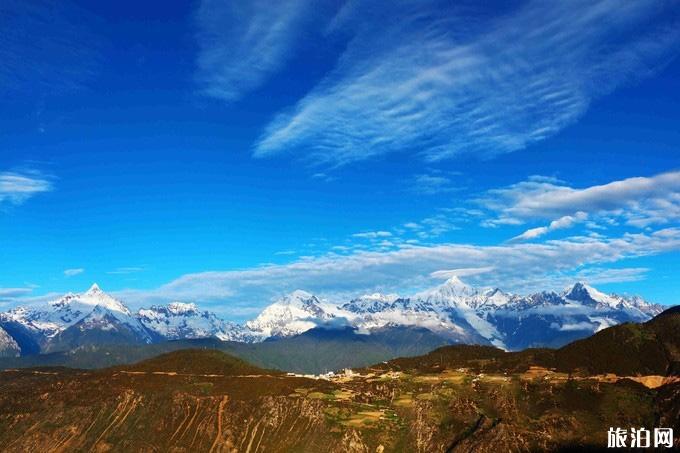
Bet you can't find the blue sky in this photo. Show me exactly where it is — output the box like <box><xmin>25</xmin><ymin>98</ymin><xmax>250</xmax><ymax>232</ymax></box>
<box><xmin>1</xmin><ymin>0</ymin><xmax>679</xmax><ymax>320</ymax></box>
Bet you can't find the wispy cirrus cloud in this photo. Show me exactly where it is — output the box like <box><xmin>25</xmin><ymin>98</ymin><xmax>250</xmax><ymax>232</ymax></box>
<box><xmin>63</xmin><ymin>268</ymin><xmax>85</xmax><ymax>277</ymax></box>
<box><xmin>479</xmin><ymin>171</ymin><xmax>680</xmax><ymax>230</ymax></box>
<box><xmin>410</xmin><ymin>172</ymin><xmax>460</xmax><ymax>195</ymax></box>
<box><xmin>0</xmin><ymin>287</ymin><xmax>33</xmax><ymax>299</ymax></box>
<box><xmin>0</xmin><ymin>171</ymin><xmax>52</xmax><ymax>207</ymax></box>
<box><xmin>254</xmin><ymin>0</ymin><xmax>680</xmax><ymax>165</ymax></box>
<box><xmin>573</xmin><ymin>267</ymin><xmax>650</xmax><ymax>285</ymax></box>
<box><xmin>107</xmin><ymin>267</ymin><xmax>144</xmax><ymax>275</ymax></box>
<box><xmin>195</xmin><ymin>0</ymin><xmax>323</xmax><ymax>102</ymax></box>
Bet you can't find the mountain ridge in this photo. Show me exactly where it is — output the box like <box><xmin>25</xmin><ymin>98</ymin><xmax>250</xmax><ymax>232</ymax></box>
<box><xmin>0</xmin><ymin>278</ymin><xmax>665</xmax><ymax>356</ymax></box>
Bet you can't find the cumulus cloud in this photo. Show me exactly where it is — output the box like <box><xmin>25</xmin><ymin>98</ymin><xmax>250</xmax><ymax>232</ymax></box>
<box><xmin>254</xmin><ymin>0</ymin><xmax>680</xmax><ymax>165</ymax></box>
<box><xmin>480</xmin><ymin>171</ymin><xmax>680</xmax><ymax>228</ymax></box>
<box><xmin>0</xmin><ymin>171</ymin><xmax>52</xmax><ymax>207</ymax></box>
<box><xmin>112</xmin><ymin>227</ymin><xmax>680</xmax><ymax>316</ymax></box>
<box><xmin>63</xmin><ymin>268</ymin><xmax>85</xmax><ymax>277</ymax></box>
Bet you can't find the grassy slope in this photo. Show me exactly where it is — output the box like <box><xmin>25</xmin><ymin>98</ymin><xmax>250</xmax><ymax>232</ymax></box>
<box><xmin>122</xmin><ymin>349</ymin><xmax>276</xmax><ymax>376</ymax></box>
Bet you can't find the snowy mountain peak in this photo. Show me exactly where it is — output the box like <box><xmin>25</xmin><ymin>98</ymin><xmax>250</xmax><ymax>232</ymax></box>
<box><xmin>444</xmin><ymin>275</ymin><xmax>471</xmax><ymax>289</ymax></box>
<box><xmin>166</xmin><ymin>302</ymin><xmax>198</xmax><ymax>315</ymax></box>
<box><xmin>47</xmin><ymin>284</ymin><xmax>130</xmax><ymax>315</ymax></box>
<box><xmin>440</xmin><ymin>276</ymin><xmax>477</xmax><ymax>295</ymax></box>
<box><xmin>274</xmin><ymin>290</ymin><xmax>329</xmax><ymax>313</ymax></box>
<box><xmin>563</xmin><ymin>282</ymin><xmax>619</xmax><ymax>307</ymax></box>
<box><xmin>82</xmin><ymin>285</ymin><xmax>131</xmax><ymax>314</ymax></box>
<box><xmin>563</xmin><ymin>281</ymin><xmax>588</xmax><ymax>296</ymax></box>
<box><xmin>245</xmin><ymin>290</ymin><xmax>334</xmax><ymax>338</ymax></box>
<box><xmin>86</xmin><ymin>283</ymin><xmax>103</xmax><ymax>295</ymax></box>
<box><xmin>414</xmin><ymin>275</ymin><xmax>478</xmax><ymax>306</ymax></box>
<box><xmin>283</xmin><ymin>290</ymin><xmax>315</xmax><ymax>303</ymax></box>
<box><xmin>358</xmin><ymin>293</ymin><xmax>400</xmax><ymax>303</ymax></box>
<box><xmin>482</xmin><ymin>288</ymin><xmax>512</xmax><ymax>306</ymax></box>
<box><xmin>137</xmin><ymin>302</ymin><xmax>258</xmax><ymax>342</ymax></box>
<box><xmin>342</xmin><ymin>293</ymin><xmax>400</xmax><ymax>314</ymax></box>
<box><xmin>0</xmin><ymin>279</ymin><xmax>666</xmax><ymax>354</ymax></box>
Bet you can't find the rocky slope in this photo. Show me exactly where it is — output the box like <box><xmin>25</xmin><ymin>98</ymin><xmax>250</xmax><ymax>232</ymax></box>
<box><xmin>0</xmin><ymin>326</ymin><xmax>20</xmax><ymax>358</ymax></box>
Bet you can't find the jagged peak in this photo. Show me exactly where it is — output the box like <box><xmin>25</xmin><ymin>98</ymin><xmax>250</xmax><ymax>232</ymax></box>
<box><xmin>441</xmin><ymin>276</ymin><xmax>478</xmax><ymax>295</ymax></box>
<box><xmin>564</xmin><ymin>281</ymin><xmax>587</xmax><ymax>291</ymax></box>
<box><xmin>443</xmin><ymin>275</ymin><xmax>470</xmax><ymax>288</ymax></box>
<box><xmin>415</xmin><ymin>275</ymin><xmax>477</xmax><ymax>302</ymax></box>
<box><xmin>562</xmin><ymin>281</ymin><xmax>622</xmax><ymax>308</ymax></box>
<box><xmin>167</xmin><ymin>302</ymin><xmax>198</xmax><ymax>314</ymax></box>
<box><xmin>563</xmin><ymin>281</ymin><xmax>598</xmax><ymax>297</ymax></box>
<box><xmin>86</xmin><ymin>283</ymin><xmax>103</xmax><ymax>295</ymax></box>
<box><xmin>356</xmin><ymin>293</ymin><xmax>400</xmax><ymax>302</ymax></box>
<box><xmin>288</xmin><ymin>289</ymin><xmax>314</xmax><ymax>299</ymax></box>
<box><xmin>275</xmin><ymin>290</ymin><xmax>318</xmax><ymax>306</ymax></box>
<box><xmin>76</xmin><ymin>283</ymin><xmax>131</xmax><ymax>315</ymax></box>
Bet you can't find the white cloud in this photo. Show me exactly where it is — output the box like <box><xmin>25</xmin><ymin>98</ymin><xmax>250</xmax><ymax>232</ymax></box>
<box><xmin>64</xmin><ymin>268</ymin><xmax>85</xmax><ymax>277</ymax></box>
<box><xmin>551</xmin><ymin>321</ymin><xmax>595</xmax><ymax>332</ymax></box>
<box><xmin>573</xmin><ymin>267</ymin><xmax>649</xmax><ymax>284</ymax></box>
<box><xmin>410</xmin><ymin>173</ymin><xmax>458</xmax><ymax>195</ymax></box>
<box><xmin>480</xmin><ymin>171</ymin><xmax>680</xmax><ymax>228</ymax></box>
<box><xmin>274</xmin><ymin>250</ymin><xmax>296</xmax><ymax>256</ymax></box>
<box><xmin>107</xmin><ymin>267</ymin><xmax>144</xmax><ymax>275</ymax></box>
<box><xmin>417</xmin><ymin>214</ymin><xmax>461</xmax><ymax>238</ymax></box>
<box><xmin>512</xmin><ymin>212</ymin><xmax>588</xmax><ymax>241</ymax></box>
<box><xmin>0</xmin><ymin>171</ymin><xmax>52</xmax><ymax>206</ymax></box>
<box><xmin>113</xmin><ymin>227</ymin><xmax>680</xmax><ymax>315</ymax></box>
<box><xmin>195</xmin><ymin>0</ymin><xmax>318</xmax><ymax>102</ymax></box>
<box><xmin>0</xmin><ymin>287</ymin><xmax>33</xmax><ymax>300</ymax></box>
<box><xmin>430</xmin><ymin>267</ymin><xmax>495</xmax><ymax>280</ymax></box>
<box><xmin>254</xmin><ymin>0</ymin><xmax>679</xmax><ymax>165</ymax></box>
<box><xmin>352</xmin><ymin>231</ymin><xmax>392</xmax><ymax>239</ymax></box>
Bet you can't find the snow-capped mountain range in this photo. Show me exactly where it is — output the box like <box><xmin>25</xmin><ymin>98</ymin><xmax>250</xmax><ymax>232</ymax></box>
<box><xmin>245</xmin><ymin>276</ymin><xmax>663</xmax><ymax>350</ymax></box>
<box><xmin>137</xmin><ymin>302</ymin><xmax>257</xmax><ymax>343</ymax></box>
<box><xmin>0</xmin><ymin>278</ymin><xmax>665</xmax><ymax>356</ymax></box>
